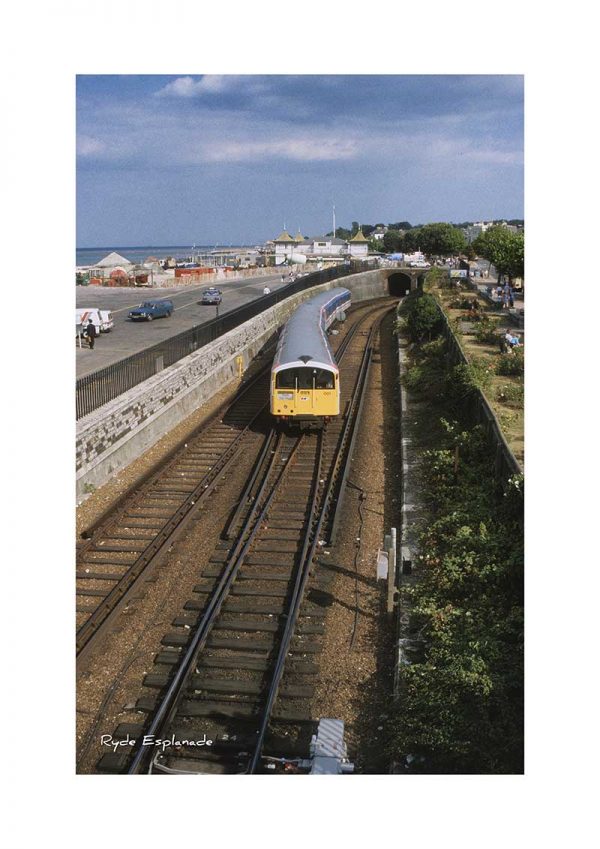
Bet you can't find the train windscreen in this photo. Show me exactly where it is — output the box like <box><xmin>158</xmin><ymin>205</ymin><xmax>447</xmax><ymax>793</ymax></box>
<box><xmin>276</xmin><ymin>367</ymin><xmax>335</xmax><ymax>390</ymax></box>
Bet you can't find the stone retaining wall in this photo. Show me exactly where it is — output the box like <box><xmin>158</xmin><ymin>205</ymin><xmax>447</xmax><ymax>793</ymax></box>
<box><xmin>76</xmin><ymin>272</ymin><xmax>390</xmax><ymax>501</ymax></box>
<box><xmin>435</xmin><ymin>302</ymin><xmax>523</xmax><ymax>478</ymax></box>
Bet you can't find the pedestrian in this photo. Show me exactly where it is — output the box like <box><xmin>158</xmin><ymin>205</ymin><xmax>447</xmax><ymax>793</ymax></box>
<box><xmin>281</xmin><ymin>274</ymin><xmax>285</xmax><ymax>283</ymax></box>
<box><xmin>263</xmin><ymin>286</ymin><xmax>271</xmax><ymax>295</ymax></box>
<box><xmin>508</xmin><ymin>286</ymin><xmax>514</xmax><ymax>308</ymax></box>
<box><xmin>85</xmin><ymin>317</ymin><xmax>96</xmax><ymax>349</ymax></box>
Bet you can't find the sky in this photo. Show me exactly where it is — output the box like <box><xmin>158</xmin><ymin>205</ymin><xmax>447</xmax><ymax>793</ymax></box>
<box><xmin>76</xmin><ymin>74</ymin><xmax>524</xmax><ymax>247</ymax></box>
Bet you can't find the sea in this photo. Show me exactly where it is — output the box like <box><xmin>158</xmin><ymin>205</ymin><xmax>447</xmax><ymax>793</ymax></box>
<box><xmin>76</xmin><ymin>245</ymin><xmax>254</xmax><ymax>267</ymax></box>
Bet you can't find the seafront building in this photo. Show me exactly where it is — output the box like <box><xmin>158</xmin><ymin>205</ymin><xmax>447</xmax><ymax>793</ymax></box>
<box><xmin>76</xmin><ymin>224</ymin><xmax>374</xmax><ymax>286</ymax></box>
<box><xmin>271</xmin><ymin>228</ymin><xmax>370</xmax><ymax>265</ymax></box>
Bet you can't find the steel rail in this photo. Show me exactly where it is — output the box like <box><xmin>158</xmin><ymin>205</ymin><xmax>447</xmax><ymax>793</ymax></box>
<box><xmin>327</xmin><ymin>308</ymin><xmax>394</xmax><ymax>544</ymax></box>
<box><xmin>76</xmin><ymin>400</ymin><xmax>268</xmax><ymax>662</ymax></box>
<box><xmin>79</xmin><ymin>361</ymin><xmax>273</xmax><ymax>542</ymax></box>
<box><xmin>246</xmin><ymin>430</ymin><xmax>324</xmax><ymax>773</ymax></box>
<box><xmin>247</xmin><ymin>316</ymin><xmax>384</xmax><ymax>772</ymax></box>
<box><xmin>127</xmin><ymin>431</ymin><xmax>303</xmax><ymax>774</ymax></box>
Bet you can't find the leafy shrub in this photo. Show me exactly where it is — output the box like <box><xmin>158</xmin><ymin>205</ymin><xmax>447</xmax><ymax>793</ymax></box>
<box><xmin>403</xmin><ymin>339</ymin><xmax>448</xmax><ymax>396</ymax></box>
<box><xmin>496</xmin><ymin>382</ymin><xmax>524</xmax><ymax>405</ymax></box>
<box><xmin>497</xmin><ymin>349</ymin><xmax>524</xmax><ymax>376</ymax></box>
<box><xmin>475</xmin><ymin>319</ymin><xmax>501</xmax><ymax>345</ymax></box>
<box><xmin>458</xmin><ymin>311</ymin><xmax>486</xmax><ymax>323</ymax></box>
<box><xmin>404</xmin><ymin>363</ymin><xmax>425</xmax><ymax>392</ymax></box>
<box><xmin>388</xmin><ymin>417</ymin><xmax>524</xmax><ymax>773</ymax></box>
<box><xmin>404</xmin><ymin>292</ymin><xmax>444</xmax><ymax>343</ymax></box>
<box><xmin>447</xmin><ymin>360</ymin><xmax>492</xmax><ymax>404</ymax></box>
<box><xmin>425</xmin><ymin>266</ymin><xmax>445</xmax><ymax>287</ymax></box>
<box><xmin>450</xmin><ymin>296</ymin><xmax>480</xmax><ymax>310</ymax></box>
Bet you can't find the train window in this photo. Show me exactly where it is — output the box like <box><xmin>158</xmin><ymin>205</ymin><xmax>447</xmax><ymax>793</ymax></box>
<box><xmin>276</xmin><ymin>368</ymin><xmax>334</xmax><ymax>390</ymax></box>
<box><xmin>314</xmin><ymin>369</ymin><xmax>334</xmax><ymax>389</ymax></box>
<box><xmin>276</xmin><ymin>369</ymin><xmax>297</xmax><ymax>389</ymax></box>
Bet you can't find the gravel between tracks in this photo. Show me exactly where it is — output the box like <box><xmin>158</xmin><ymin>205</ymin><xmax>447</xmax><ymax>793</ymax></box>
<box><xmin>310</xmin><ymin>308</ymin><xmax>400</xmax><ymax>773</ymax></box>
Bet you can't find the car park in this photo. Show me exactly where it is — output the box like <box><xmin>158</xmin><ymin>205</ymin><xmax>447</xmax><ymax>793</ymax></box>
<box><xmin>128</xmin><ymin>299</ymin><xmax>173</xmax><ymax>321</ymax></box>
<box><xmin>200</xmin><ymin>288</ymin><xmax>223</xmax><ymax>305</ymax></box>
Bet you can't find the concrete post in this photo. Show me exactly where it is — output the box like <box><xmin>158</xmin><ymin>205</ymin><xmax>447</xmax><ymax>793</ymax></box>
<box><xmin>387</xmin><ymin>527</ymin><xmax>397</xmax><ymax>614</ymax></box>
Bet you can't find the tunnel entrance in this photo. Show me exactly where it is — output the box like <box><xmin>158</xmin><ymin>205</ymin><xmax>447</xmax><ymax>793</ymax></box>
<box><xmin>387</xmin><ymin>272</ymin><xmax>412</xmax><ymax>296</ymax></box>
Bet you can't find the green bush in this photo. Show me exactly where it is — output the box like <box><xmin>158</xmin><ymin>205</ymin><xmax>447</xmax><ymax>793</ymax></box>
<box><xmin>388</xmin><ymin>420</ymin><xmax>524</xmax><ymax>773</ymax></box>
<box><xmin>404</xmin><ymin>292</ymin><xmax>444</xmax><ymax>343</ymax></box>
<box><xmin>496</xmin><ymin>382</ymin><xmax>524</xmax><ymax>405</ymax></box>
<box><xmin>404</xmin><ymin>363</ymin><xmax>425</xmax><ymax>392</ymax></box>
<box><xmin>446</xmin><ymin>360</ymin><xmax>492</xmax><ymax>406</ymax></box>
<box><xmin>475</xmin><ymin>319</ymin><xmax>501</xmax><ymax>345</ymax></box>
<box><xmin>450</xmin><ymin>296</ymin><xmax>481</xmax><ymax>310</ymax></box>
<box><xmin>497</xmin><ymin>349</ymin><xmax>524</xmax><ymax>376</ymax></box>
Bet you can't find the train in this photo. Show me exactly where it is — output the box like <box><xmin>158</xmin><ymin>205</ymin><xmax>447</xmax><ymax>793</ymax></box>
<box><xmin>270</xmin><ymin>287</ymin><xmax>351</xmax><ymax>428</ymax></box>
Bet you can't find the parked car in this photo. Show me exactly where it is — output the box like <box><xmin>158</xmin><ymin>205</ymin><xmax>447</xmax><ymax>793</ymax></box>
<box><xmin>409</xmin><ymin>260</ymin><xmax>430</xmax><ymax>268</ymax></box>
<box><xmin>128</xmin><ymin>300</ymin><xmax>173</xmax><ymax>321</ymax></box>
<box><xmin>200</xmin><ymin>288</ymin><xmax>223</xmax><ymax>305</ymax></box>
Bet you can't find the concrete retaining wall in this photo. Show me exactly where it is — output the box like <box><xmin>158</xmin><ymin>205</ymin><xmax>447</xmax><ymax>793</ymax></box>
<box><xmin>76</xmin><ymin>271</ymin><xmax>389</xmax><ymax>501</ymax></box>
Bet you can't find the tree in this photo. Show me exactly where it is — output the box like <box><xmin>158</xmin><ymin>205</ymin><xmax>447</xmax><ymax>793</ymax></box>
<box><xmin>389</xmin><ymin>221</ymin><xmax>413</xmax><ymax>230</ymax></box>
<box><xmin>405</xmin><ymin>292</ymin><xmax>444</xmax><ymax>342</ymax></box>
<box><xmin>401</xmin><ymin>229</ymin><xmax>421</xmax><ymax>252</ymax></box>
<box><xmin>326</xmin><ymin>227</ymin><xmax>351</xmax><ymax>240</ymax></box>
<box><xmin>473</xmin><ymin>227</ymin><xmax>524</xmax><ymax>280</ymax></box>
<box><xmin>383</xmin><ymin>229</ymin><xmax>403</xmax><ymax>253</ymax></box>
<box><xmin>417</xmin><ymin>223</ymin><xmax>467</xmax><ymax>257</ymax></box>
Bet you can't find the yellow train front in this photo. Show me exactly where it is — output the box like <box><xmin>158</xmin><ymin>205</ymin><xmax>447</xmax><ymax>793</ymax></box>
<box><xmin>270</xmin><ymin>287</ymin><xmax>351</xmax><ymax>428</ymax></box>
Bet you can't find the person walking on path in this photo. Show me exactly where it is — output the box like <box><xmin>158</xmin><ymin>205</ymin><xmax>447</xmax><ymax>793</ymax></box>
<box><xmin>85</xmin><ymin>317</ymin><xmax>96</xmax><ymax>349</ymax></box>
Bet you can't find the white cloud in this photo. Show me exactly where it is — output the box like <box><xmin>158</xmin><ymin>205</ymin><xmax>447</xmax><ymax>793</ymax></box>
<box><xmin>156</xmin><ymin>75</ymin><xmax>256</xmax><ymax>98</ymax></box>
<box><xmin>77</xmin><ymin>135</ymin><xmax>106</xmax><ymax>156</ymax></box>
<box><xmin>200</xmin><ymin>135</ymin><xmax>359</xmax><ymax>163</ymax></box>
<box><xmin>77</xmin><ymin>97</ymin><xmax>522</xmax><ymax>171</ymax></box>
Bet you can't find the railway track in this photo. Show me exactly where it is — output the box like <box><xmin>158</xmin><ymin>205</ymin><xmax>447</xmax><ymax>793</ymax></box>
<box><xmin>94</xmin><ymin>302</ymin><xmax>392</xmax><ymax>774</ymax></box>
<box><xmin>76</xmin><ymin>365</ymin><xmax>272</xmax><ymax>665</ymax></box>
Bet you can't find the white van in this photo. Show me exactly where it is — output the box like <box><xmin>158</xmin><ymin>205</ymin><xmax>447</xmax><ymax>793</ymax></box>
<box><xmin>76</xmin><ymin>308</ymin><xmax>114</xmax><ymax>333</ymax></box>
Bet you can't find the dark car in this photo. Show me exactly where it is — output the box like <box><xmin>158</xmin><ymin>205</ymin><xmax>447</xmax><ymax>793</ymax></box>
<box><xmin>200</xmin><ymin>288</ymin><xmax>223</xmax><ymax>305</ymax></box>
<box><xmin>128</xmin><ymin>299</ymin><xmax>173</xmax><ymax>321</ymax></box>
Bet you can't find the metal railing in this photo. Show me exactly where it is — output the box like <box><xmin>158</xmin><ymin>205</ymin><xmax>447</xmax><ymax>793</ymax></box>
<box><xmin>76</xmin><ymin>261</ymin><xmax>378</xmax><ymax>420</ymax></box>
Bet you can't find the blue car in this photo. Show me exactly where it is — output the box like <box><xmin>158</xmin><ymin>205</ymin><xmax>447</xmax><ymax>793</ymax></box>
<box><xmin>200</xmin><ymin>288</ymin><xmax>223</xmax><ymax>305</ymax></box>
<box><xmin>128</xmin><ymin>300</ymin><xmax>173</xmax><ymax>321</ymax></box>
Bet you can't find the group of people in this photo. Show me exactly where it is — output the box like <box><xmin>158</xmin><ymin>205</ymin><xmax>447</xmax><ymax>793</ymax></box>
<box><xmin>487</xmin><ymin>282</ymin><xmax>515</xmax><ymax>309</ymax></box>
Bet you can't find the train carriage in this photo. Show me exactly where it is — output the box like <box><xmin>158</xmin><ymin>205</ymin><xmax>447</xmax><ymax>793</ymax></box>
<box><xmin>271</xmin><ymin>287</ymin><xmax>351</xmax><ymax>427</ymax></box>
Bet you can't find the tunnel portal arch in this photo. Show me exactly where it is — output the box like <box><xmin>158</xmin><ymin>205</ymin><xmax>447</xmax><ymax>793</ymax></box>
<box><xmin>387</xmin><ymin>271</ymin><xmax>413</xmax><ymax>296</ymax></box>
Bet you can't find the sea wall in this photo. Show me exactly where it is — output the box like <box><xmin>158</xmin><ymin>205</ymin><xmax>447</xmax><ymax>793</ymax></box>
<box><xmin>76</xmin><ymin>273</ymin><xmax>389</xmax><ymax>500</ymax></box>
